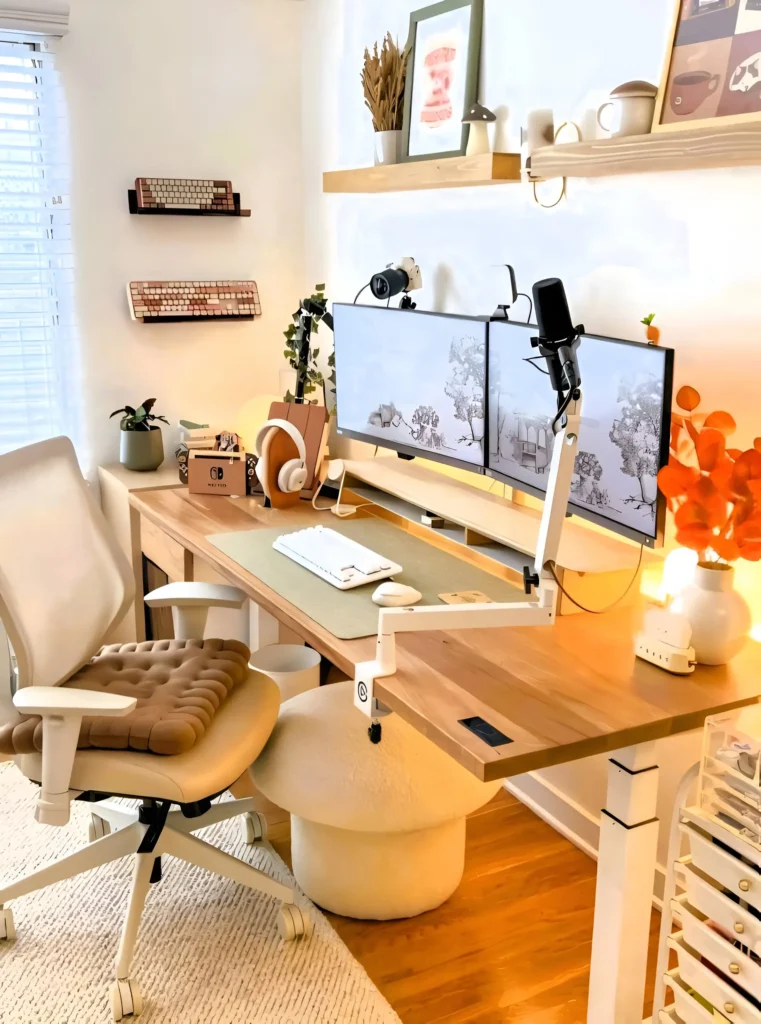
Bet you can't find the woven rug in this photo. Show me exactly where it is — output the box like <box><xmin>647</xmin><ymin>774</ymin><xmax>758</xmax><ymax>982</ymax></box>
<box><xmin>0</xmin><ymin>763</ymin><xmax>401</xmax><ymax>1024</ymax></box>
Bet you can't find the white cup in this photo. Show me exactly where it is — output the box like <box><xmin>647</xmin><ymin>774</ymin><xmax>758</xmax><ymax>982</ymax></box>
<box><xmin>248</xmin><ymin>644</ymin><xmax>322</xmax><ymax>702</ymax></box>
<box><xmin>597</xmin><ymin>82</ymin><xmax>657</xmax><ymax>139</ymax></box>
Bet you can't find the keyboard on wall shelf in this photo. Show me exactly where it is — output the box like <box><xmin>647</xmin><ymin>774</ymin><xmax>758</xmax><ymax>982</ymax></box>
<box><xmin>136</xmin><ymin>177</ymin><xmax>235</xmax><ymax>212</ymax></box>
<box><xmin>273</xmin><ymin>526</ymin><xmax>403</xmax><ymax>590</ymax></box>
<box><xmin>127</xmin><ymin>281</ymin><xmax>262</xmax><ymax>323</ymax></box>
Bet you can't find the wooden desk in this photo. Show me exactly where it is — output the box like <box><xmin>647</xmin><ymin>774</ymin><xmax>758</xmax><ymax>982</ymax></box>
<box><xmin>128</xmin><ymin>487</ymin><xmax>761</xmax><ymax>1024</ymax></box>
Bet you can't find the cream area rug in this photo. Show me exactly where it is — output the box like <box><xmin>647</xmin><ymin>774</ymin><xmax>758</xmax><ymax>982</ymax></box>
<box><xmin>0</xmin><ymin>763</ymin><xmax>401</xmax><ymax>1024</ymax></box>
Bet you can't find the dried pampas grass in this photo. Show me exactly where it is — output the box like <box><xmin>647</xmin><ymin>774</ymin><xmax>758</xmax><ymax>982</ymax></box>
<box><xmin>362</xmin><ymin>33</ymin><xmax>409</xmax><ymax>133</ymax></box>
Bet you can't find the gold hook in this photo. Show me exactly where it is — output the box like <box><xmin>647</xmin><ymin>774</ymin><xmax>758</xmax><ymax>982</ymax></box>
<box><xmin>531</xmin><ymin>121</ymin><xmax>582</xmax><ymax>209</ymax></box>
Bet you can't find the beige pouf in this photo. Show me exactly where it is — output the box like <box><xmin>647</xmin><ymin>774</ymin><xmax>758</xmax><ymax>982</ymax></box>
<box><xmin>251</xmin><ymin>681</ymin><xmax>502</xmax><ymax>920</ymax></box>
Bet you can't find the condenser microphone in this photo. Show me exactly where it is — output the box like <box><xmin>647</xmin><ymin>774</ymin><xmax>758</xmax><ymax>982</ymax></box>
<box><xmin>533</xmin><ymin>278</ymin><xmax>575</xmax><ymax>343</ymax></box>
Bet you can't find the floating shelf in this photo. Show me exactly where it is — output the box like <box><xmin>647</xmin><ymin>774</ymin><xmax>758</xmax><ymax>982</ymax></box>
<box><xmin>128</xmin><ymin>190</ymin><xmax>251</xmax><ymax>217</ymax></box>
<box><xmin>322</xmin><ymin>152</ymin><xmax>521</xmax><ymax>194</ymax></box>
<box><xmin>528</xmin><ymin>121</ymin><xmax>761</xmax><ymax>181</ymax></box>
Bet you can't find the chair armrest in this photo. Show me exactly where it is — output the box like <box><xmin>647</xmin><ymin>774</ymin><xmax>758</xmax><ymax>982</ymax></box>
<box><xmin>12</xmin><ymin>688</ymin><xmax>136</xmax><ymax>827</ymax></box>
<box><xmin>144</xmin><ymin>583</ymin><xmax>247</xmax><ymax>642</ymax></box>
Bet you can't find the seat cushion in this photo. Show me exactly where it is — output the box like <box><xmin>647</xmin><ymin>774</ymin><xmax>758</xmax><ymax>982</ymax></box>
<box><xmin>251</xmin><ymin>681</ymin><xmax>502</xmax><ymax>833</ymax></box>
<box><xmin>0</xmin><ymin>639</ymin><xmax>251</xmax><ymax>757</ymax></box>
<box><xmin>16</xmin><ymin>668</ymin><xmax>281</xmax><ymax>804</ymax></box>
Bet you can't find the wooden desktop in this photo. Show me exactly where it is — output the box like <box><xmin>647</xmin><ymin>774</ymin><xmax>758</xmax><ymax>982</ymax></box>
<box><xmin>127</xmin><ymin>483</ymin><xmax>761</xmax><ymax>1024</ymax></box>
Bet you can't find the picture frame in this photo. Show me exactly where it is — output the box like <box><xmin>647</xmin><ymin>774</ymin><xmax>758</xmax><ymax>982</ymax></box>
<box><xmin>653</xmin><ymin>0</ymin><xmax>761</xmax><ymax>133</ymax></box>
<box><xmin>401</xmin><ymin>0</ymin><xmax>484</xmax><ymax>162</ymax></box>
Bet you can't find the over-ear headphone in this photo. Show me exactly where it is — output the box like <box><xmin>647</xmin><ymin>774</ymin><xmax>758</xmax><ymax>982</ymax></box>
<box><xmin>254</xmin><ymin>419</ymin><xmax>308</xmax><ymax>498</ymax></box>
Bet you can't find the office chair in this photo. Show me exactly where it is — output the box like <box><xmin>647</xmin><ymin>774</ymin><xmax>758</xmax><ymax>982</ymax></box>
<box><xmin>0</xmin><ymin>438</ymin><xmax>310</xmax><ymax>1021</ymax></box>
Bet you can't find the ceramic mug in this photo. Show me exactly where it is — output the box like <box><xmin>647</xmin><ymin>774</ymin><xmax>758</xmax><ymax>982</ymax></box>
<box><xmin>597</xmin><ymin>92</ymin><xmax>656</xmax><ymax>137</ymax></box>
<box><xmin>669</xmin><ymin>70</ymin><xmax>720</xmax><ymax>116</ymax></box>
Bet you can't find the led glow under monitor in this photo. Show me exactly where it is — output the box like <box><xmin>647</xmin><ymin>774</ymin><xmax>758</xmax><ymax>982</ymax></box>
<box><xmin>333</xmin><ymin>304</ymin><xmax>488</xmax><ymax>473</ymax></box>
<box><xmin>487</xmin><ymin>320</ymin><xmax>674</xmax><ymax>547</ymax></box>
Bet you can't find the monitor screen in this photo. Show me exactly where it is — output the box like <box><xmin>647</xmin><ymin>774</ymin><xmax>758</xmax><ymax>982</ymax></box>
<box><xmin>487</xmin><ymin>320</ymin><xmax>674</xmax><ymax>546</ymax></box>
<box><xmin>333</xmin><ymin>304</ymin><xmax>488</xmax><ymax>472</ymax></box>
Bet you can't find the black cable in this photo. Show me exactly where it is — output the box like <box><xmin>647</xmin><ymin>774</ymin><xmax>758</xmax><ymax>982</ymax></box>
<box><xmin>516</xmin><ymin>292</ymin><xmax>533</xmax><ymax>323</ymax></box>
<box><xmin>354</xmin><ymin>282</ymin><xmax>371</xmax><ymax>304</ymax></box>
<box><xmin>546</xmin><ymin>545</ymin><xmax>645</xmax><ymax>614</ymax></box>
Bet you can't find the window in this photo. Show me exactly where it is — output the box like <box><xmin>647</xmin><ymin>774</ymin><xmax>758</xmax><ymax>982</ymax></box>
<box><xmin>0</xmin><ymin>35</ymin><xmax>77</xmax><ymax>455</ymax></box>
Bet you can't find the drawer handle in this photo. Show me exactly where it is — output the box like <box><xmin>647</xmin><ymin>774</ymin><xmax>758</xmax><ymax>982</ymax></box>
<box><xmin>735</xmin><ymin>922</ymin><xmax>745</xmax><ymax>935</ymax></box>
<box><xmin>724</xmin><ymin>1003</ymin><xmax>735</xmax><ymax>1015</ymax></box>
<box><xmin>739</xmin><ymin>879</ymin><xmax>751</xmax><ymax>892</ymax></box>
<box><xmin>729</xmin><ymin>963</ymin><xmax>741</xmax><ymax>975</ymax></box>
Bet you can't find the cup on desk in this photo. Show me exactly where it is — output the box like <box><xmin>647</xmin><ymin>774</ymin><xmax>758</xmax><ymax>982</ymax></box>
<box><xmin>597</xmin><ymin>81</ymin><xmax>658</xmax><ymax>138</ymax></box>
<box><xmin>248</xmin><ymin>644</ymin><xmax>321</xmax><ymax>702</ymax></box>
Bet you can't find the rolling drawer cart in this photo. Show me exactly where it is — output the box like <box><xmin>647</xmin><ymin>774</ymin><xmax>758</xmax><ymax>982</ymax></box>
<box><xmin>652</xmin><ymin>707</ymin><xmax>761</xmax><ymax>1024</ymax></box>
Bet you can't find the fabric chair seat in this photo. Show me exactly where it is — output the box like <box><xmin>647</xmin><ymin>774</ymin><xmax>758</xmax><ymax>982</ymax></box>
<box><xmin>16</xmin><ymin>668</ymin><xmax>280</xmax><ymax>804</ymax></box>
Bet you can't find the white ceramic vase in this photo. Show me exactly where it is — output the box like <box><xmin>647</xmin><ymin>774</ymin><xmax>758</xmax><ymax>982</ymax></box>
<box><xmin>374</xmin><ymin>129</ymin><xmax>402</xmax><ymax>166</ymax></box>
<box><xmin>678</xmin><ymin>563</ymin><xmax>752</xmax><ymax>666</ymax></box>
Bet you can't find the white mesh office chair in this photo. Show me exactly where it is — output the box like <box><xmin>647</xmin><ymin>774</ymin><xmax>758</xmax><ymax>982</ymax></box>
<box><xmin>0</xmin><ymin>438</ymin><xmax>310</xmax><ymax>1021</ymax></box>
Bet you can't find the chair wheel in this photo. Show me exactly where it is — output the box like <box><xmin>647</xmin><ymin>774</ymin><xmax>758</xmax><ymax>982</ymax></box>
<box><xmin>277</xmin><ymin>903</ymin><xmax>312</xmax><ymax>942</ymax></box>
<box><xmin>88</xmin><ymin>814</ymin><xmax>112</xmax><ymax>843</ymax></box>
<box><xmin>110</xmin><ymin>979</ymin><xmax>143</xmax><ymax>1021</ymax></box>
<box><xmin>0</xmin><ymin>907</ymin><xmax>15</xmax><ymax>941</ymax></box>
<box><xmin>243</xmin><ymin>811</ymin><xmax>267</xmax><ymax>844</ymax></box>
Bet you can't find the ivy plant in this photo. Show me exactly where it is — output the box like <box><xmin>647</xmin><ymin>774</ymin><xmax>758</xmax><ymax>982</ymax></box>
<box><xmin>282</xmin><ymin>284</ymin><xmax>335</xmax><ymax>405</ymax></box>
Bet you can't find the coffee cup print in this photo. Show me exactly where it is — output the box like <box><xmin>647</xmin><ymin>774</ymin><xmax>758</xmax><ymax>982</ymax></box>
<box><xmin>669</xmin><ymin>70</ymin><xmax>721</xmax><ymax>115</ymax></box>
<box><xmin>421</xmin><ymin>46</ymin><xmax>457</xmax><ymax>125</ymax></box>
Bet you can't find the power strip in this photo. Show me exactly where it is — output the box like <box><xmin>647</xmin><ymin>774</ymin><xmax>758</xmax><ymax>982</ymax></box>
<box><xmin>635</xmin><ymin>635</ymin><xmax>696</xmax><ymax>675</ymax></box>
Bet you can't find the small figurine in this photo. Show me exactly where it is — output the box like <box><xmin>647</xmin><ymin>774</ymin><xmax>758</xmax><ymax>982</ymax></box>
<box><xmin>641</xmin><ymin>313</ymin><xmax>661</xmax><ymax>346</ymax></box>
<box><xmin>462</xmin><ymin>102</ymin><xmax>497</xmax><ymax>156</ymax></box>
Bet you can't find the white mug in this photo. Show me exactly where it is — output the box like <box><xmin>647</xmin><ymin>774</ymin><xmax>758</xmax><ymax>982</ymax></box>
<box><xmin>597</xmin><ymin>82</ymin><xmax>657</xmax><ymax>139</ymax></box>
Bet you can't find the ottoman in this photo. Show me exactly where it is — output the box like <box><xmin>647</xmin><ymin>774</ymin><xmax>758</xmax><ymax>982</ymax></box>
<box><xmin>250</xmin><ymin>681</ymin><xmax>502</xmax><ymax>920</ymax></box>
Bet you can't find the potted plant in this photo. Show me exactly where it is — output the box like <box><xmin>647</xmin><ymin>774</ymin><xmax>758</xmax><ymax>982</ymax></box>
<box><xmin>110</xmin><ymin>398</ymin><xmax>169</xmax><ymax>472</ymax></box>
<box><xmin>658</xmin><ymin>386</ymin><xmax>760</xmax><ymax>664</ymax></box>
<box><xmin>362</xmin><ymin>33</ymin><xmax>409</xmax><ymax>166</ymax></box>
<box><xmin>282</xmin><ymin>284</ymin><xmax>335</xmax><ymax>406</ymax></box>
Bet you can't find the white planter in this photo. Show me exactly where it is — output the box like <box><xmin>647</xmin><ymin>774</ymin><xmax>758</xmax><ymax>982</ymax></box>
<box><xmin>374</xmin><ymin>129</ymin><xmax>402</xmax><ymax>166</ymax></box>
<box><xmin>248</xmin><ymin>644</ymin><xmax>321</xmax><ymax>702</ymax></box>
<box><xmin>677</xmin><ymin>563</ymin><xmax>752</xmax><ymax>666</ymax></box>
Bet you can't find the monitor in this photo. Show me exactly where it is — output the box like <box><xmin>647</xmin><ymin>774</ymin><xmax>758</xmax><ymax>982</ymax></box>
<box><xmin>333</xmin><ymin>303</ymin><xmax>488</xmax><ymax>473</ymax></box>
<box><xmin>487</xmin><ymin>320</ymin><xmax>674</xmax><ymax>547</ymax></box>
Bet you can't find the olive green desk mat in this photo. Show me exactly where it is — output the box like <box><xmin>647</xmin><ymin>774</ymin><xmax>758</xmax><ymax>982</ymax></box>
<box><xmin>208</xmin><ymin>518</ymin><xmax>526</xmax><ymax>640</ymax></box>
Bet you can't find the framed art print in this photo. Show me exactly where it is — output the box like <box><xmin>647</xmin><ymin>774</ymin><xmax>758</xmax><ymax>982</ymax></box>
<box><xmin>653</xmin><ymin>0</ymin><xmax>761</xmax><ymax>131</ymax></box>
<box><xmin>402</xmin><ymin>0</ymin><xmax>484</xmax><ymax>162</ymax></box>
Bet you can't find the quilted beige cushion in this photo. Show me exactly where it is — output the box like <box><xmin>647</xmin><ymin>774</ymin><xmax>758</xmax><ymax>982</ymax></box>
<box><xmin>0</xmin><ymin>639</ymin><xmax>251</xmax><ymax>757</ymax></box>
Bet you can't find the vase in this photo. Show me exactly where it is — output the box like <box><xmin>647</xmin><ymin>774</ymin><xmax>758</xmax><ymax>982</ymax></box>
<box><xmin>677</xmin><ymin>562</ymin><xmax>752</xmax><ymax>666</ymax></box>
<box><xmin>374</xmin><ymin>130</ymin><xmax>402</xmax><ymax>166</ymax></box>
<box><xmin>120</xmin><ymin>427</ymin><xmax>165</xmax><ymax>472</ymax></box>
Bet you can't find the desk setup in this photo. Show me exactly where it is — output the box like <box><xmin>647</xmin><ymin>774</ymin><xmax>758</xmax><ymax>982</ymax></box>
<box><xmin>126</xmin><ymin>279</ymin><xmax>761</xmax><ymax>1024</ymax></box>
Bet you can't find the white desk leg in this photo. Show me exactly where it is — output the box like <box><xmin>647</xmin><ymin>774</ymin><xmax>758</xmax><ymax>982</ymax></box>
<box><xmin>588</xmin><ymin>742</ymin><xmax>659</xmax><ymax>1024</ymax></box>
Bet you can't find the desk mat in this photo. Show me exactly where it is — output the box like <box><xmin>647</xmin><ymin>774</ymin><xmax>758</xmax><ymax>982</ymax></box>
<box><xmin>208</xmin><ymin>518</ymin><xmax>527</xmax><ymax>640</ymax></box>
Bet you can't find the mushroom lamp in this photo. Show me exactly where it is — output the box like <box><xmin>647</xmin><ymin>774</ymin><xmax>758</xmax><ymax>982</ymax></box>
<box><xmin>462</xmin><ymin>102</ymin><xmax>497</xmax><ymax>156</ymax></box>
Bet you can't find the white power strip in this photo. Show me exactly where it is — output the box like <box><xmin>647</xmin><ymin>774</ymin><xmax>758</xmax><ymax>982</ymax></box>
<box><xmin>635</xmin><ymin>608</ymin><xmax>696</xmax><ymax>675</ymax></box>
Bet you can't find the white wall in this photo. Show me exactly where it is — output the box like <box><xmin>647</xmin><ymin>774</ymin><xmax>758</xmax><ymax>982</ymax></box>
<box><xmin>302</xmin><ymin>0</ymin><xmax>761</xmax><ymax>871</ymax></box>
<box><xmin>60</xmin><ymin>0</ymin><xmax>305</xmax><ymax>470</ymax></box>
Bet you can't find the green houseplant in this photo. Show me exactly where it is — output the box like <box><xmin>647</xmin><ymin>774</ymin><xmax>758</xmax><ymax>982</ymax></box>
<box><xmin>110</xmin><ymin>398</ymin><xmax>169</xmax><ymax>472</ymax></box>
<box><xmin>282</xmin><ymin>284</ymin><xmax>335</xmax><ymax>406</ymax></box>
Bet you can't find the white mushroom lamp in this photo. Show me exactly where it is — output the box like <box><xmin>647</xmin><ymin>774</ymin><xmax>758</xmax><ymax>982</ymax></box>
<box><xmin>462</xmin><ymin>102</ymin><xmax>497</xmax><ymax>156</ymax></box>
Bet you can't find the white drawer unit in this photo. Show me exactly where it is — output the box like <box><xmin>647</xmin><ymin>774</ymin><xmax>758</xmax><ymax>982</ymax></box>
<box><xmin>675</xmin><ymin>900</ymin><xmax>761</xmax><ymax>1003</ymax></box>
<box><xmin>682</xmin><ymin>863</ymin><xmax>761</xmax><ymax>957</ymax></box>
<box><xmin>665</xmin><ymin>970</ymin><xmax>729</xmax><ymax>1023</ymax></box>
<box><xmin>667</xmin><ymin>935</ymin><xmax>761</xmax><ymax>1023</ymax></box>
<box><xmin>682</xmin><ymin>823</ymin><xmax>761</xmax><ymax>914</ymax></box>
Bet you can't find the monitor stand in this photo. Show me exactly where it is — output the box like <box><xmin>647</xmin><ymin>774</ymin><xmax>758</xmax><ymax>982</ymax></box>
<box><xmin>342</xmin><ymin>457</ymin><xmax>646</xmax><ymax>616</ymax></box>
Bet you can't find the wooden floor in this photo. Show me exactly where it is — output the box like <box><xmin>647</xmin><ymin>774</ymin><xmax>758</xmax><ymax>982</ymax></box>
<box><xmin>272</xmin><ymin>789</ymin><xmax>661</xmax><ymax>1024</ymax></box>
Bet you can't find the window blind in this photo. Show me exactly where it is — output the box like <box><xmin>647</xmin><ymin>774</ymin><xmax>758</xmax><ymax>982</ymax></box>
<box><xmin>0</xmin><ymin>35</ymin><xmax>77</xmax><ymax>456</ymax></box>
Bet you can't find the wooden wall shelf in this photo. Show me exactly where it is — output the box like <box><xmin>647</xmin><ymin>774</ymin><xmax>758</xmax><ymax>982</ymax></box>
<box><xmin>128</xmin><ymin>190</ymin><xmax>251</xmax><ymax>217</ymax></box>
<box><xmin>323</xmin><ymin>153</ymin><xmax>521</xmax><ymax>194</ymax></box>
<box><xmin>528</xmin><ymin>121</ymin><xmax>761</xmax><ymax>181</ymax></box>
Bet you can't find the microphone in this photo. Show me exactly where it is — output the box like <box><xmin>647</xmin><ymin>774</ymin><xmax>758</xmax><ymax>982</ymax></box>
<box><xmin>533</xmin><ymin>278</ymin><xmax>574</xmax><ymax>343</ymax></box>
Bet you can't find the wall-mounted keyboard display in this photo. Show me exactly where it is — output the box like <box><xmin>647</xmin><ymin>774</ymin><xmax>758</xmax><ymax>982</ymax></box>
<box><xmin>127</xmin><ymin>281</ymin><xmax>261</xmax><ymax>323</ymax></box>
<box><xmin>128</xmin><ymin>177</ymin><xmax>251</xmax><ymax>216</ymax></box>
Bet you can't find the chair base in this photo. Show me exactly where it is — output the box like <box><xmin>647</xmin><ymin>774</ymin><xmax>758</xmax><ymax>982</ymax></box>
<box><xmin>0</xmin><ymin>797</ymin><xmax>309</xmax><ymax>1021</ymax></box>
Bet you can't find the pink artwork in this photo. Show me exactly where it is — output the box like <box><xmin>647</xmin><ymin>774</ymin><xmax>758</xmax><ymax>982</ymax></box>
<box><xmin>421</xmin><ymin>46</ymin><xmax>457</xmax><ymax>124</ymax></box>
<box><xmin>128</xmin><ymin>281</ymin><xmax>261</xmax><ymax>323</ymax></box>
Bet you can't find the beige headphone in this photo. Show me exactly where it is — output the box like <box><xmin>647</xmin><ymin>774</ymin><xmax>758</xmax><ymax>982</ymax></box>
<box><xmin>254</xmin><ymin>419</ymin><xmax>308</xmax><ymax>497</ymax></box>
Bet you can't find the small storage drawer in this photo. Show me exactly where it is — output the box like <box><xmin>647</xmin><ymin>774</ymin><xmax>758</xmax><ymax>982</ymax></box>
<box><xmin>683</xmin><ymin>864</ymin><xmax>761</xmax><ymax>957</ymax></box>
<box><xmin>668</xmin><ymin>935</ymin><xmax>761</xmax><ymax>1023</ymax></box>
<box><xmin>683</xmin><ymin>824</ymin><xmax>761</xmax><ymax>914</ymax></box>
<box><xmin>676</xmin><ymin>901</ymin><xmax>761</xmax><ymax>1002</ymax></box>
<box><xmin>666</xmin><ymin>971</ymin><xmax>727</xmax><ymax>1022</ymax></box>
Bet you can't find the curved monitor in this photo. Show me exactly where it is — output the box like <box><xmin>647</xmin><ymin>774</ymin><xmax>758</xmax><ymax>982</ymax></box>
<box><xmin>333</xmin><ymin>303</ymin><xmax>488</xmax><ymax>473</ymax></box>
<box><xmin>487</xmin><ymin>320</ymin><xmax>674</xmax><ymax>547</ymax></box>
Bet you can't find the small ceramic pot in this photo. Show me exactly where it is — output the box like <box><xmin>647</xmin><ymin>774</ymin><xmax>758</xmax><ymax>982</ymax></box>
<box><xmin>597</xmin><ymin>81</ymin><xmax>658</xmax><ymax>138</ymax></box>
<box><xmin>374</xmin><ymin>129</ymin><xmax>402</xmax><ymax>166</ymax></box>
<box><xmin>120</xmin><ymin>427</ymin><xmax>165</xmax><ymax>472</ymax></box>
<box><xmin>677</xmin><ymin>562</ymin><xmax>752</xmax><ymax>666</ymax></box>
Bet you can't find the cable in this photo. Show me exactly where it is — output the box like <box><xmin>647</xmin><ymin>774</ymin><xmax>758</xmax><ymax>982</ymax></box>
<box><xmin>354</xmin><ymin>282</ymin><xmax>371</xmax><ymax>304</ymax></box>
<box><xmin>311</xmin><ymin>470</ymin><xmax>374</xmax><ymax>517</ymax></box>
<box><xmin>515</xmin><ymin>292</ymin><xmax>533</xmax><ymax>323</ymax></box>
<box><xmin>545</xmin><ymin>545</ymin><xmax>645</xmax><ymax>614</ymax></box>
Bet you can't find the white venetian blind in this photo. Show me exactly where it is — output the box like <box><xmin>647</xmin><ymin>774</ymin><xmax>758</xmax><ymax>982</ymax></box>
<box><xmin>0</xmin><ymin>34</ymin><xmax>77</xmax><ymax>455</ymax></box>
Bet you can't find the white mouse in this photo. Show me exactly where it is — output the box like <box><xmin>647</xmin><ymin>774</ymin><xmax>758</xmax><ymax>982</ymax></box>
<box><xmin>372</xmin><ymin>582</ymin><xmax>423</xmax><ymax>608</ymax></box>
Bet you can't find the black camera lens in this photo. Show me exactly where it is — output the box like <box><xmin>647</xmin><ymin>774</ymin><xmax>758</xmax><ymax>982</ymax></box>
<box><xmin>370</xmin><ymin>267</ymin><xmax>409</xmax><ymax>300</ymax></box>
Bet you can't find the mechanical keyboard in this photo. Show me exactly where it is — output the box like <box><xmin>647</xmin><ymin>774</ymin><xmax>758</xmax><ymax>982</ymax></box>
<box><xmin>273</xmin><ymin>526</ymin><xmax>403</xmax><ymax>590</ymax></box>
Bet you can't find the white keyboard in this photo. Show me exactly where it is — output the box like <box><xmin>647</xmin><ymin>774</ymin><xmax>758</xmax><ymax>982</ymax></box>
<box><xmin>273</xmin><ymin>526</ymin><xmax>403</xmax><ymax>590</ymax></box>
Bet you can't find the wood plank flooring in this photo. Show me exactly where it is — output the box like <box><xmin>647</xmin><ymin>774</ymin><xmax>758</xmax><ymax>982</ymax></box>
<box><xmin>272</xmin><ymin>788</ymin><xmax>661</xmax><ymax>1023</ymax></box>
